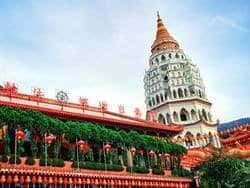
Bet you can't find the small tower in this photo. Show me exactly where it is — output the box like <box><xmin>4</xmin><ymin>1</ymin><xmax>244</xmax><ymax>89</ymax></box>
<box><xmin>144</xmin><ymin>13</ymin><xmax>220</xmax><ymax>148</ymax></box>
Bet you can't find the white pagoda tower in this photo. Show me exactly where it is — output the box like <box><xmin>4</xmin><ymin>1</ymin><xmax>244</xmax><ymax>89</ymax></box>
<box><xmin>144</xmin><ymin>13</ymin><xmax>220</xmax><ymax>148</ymax></box>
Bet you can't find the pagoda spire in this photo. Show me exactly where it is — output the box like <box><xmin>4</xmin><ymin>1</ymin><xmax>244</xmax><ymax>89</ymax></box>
<box><xmin>151</xmin><ymin>12</ymin><xmax>179</xmax><ymax>54</ymax></box>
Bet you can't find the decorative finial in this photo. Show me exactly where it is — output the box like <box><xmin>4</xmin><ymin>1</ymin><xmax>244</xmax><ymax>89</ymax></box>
<box><xmin>157</xmin><ymin>11</ymin><xmax>160</xmax><ymax>19</ymax></box>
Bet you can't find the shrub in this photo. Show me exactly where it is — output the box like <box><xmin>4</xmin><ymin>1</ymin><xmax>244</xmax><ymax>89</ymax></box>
<box><xmin>1</xmin><ymin>154</ymin><xmax>8</xmax><ymax>162</ymax></box>
<box><xmin>127</xmin><ymin>166</ymin><xmax>149</xmax><ymax>174</ymax></box>
<box><xmin>152</xmin><ymin>166</ymin><xmax>164</xmax><ymax>175</ymax></box>
<box><xmin>172</xmin><ymin>167</ymin><xmax>191</xmax><ymax>177</ymax></box>
<box><xmin>9</xmin><ymin>155</ymin><xmax>21</xmax><ymax>164</ymax></box>
<box><xmin>51</xmin><ymin>158</ymin><xmax>65</xmax><ymax>167</ymax></box>
<box><xmin>25</xmin><ymin>157</ymin><xmax>35</xmax><ymax>165</ymax></box>
<box><xmin>39</xmin><ymin>158</ymin><xmax>52</xmax><ymax>166</ymax></box>
<box><xmin>72</xmin><ymin>161</ymin><xmax>85</xmax><ymax>168</ymax></box>
<box><xmin>71</xmin><ymin>161</ymin><xmax>124</xmax><ymax>171</ymax></box>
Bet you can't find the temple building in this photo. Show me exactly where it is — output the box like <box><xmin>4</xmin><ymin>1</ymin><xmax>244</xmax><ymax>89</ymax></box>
<box><xmin>144</xmin><ymin>13</ymin><xmax>220</xmax><ymax>148</ymax></box>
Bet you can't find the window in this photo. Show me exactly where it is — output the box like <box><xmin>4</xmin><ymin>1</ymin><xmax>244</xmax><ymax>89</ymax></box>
<box><xmin>169</xmin><ymin>53</ymin><xmax>172</xmax><ymax>58</ymax></box>
<box><xmin>164</xmin><ymin>75</ymin><xmax>168</xmax><ymax>81</ymax></box>
<box><xmin>184</xmin><ymin>88</ymin><xmax>188</xmax><ymax>97</ymax></box>
<box><xmin>202</xmin><ymin>109</ymin><xmax>208</xmax><ymax>121</ymax></box>
<box><xmin>166</xmin><ymin>113</ymin><xmax>171</xmax><ymax>123</ymax></box>
<box><xmin>178</xmin><ymin>88</ymin><xmax>184</xmax><ymax>98</ymax></box>
<box><xmin>158</xmin><ymin>114</ymin><xmax>166</xmax><ymax>124</ymax></box>
<box><xmin>160</xmin><ymin>93</ymin><xmax>164</xmax><ymax>102</ymax></box>
<box><xmin>173</xmin><ymin>112</ymin><xmax>179</xmax><ymax>122</ymax></box>
<box><xmin>175</xmin><ymin>53</ymin><xmax>179</xmax><ymax>58</ymax></box>
<box><xmin>156</xmin><ymin>95</ymin><xmax>160</xmax><ymax>104</ymax></box>
<box><xmin>173</xmin><ymin>90</ymin><xmax>177</xmax><ymax>98</ymax></box>
<box><xmin>161</xmin><ymin>55</ymin><xmax>166</xmax><ymax>61</ymax></box>
<box><xmin>191</xmin><ymin>109</ymin><xmax>197</xmax><ymax>121</ymax></box>
<box><xmin>180</xmin><ymin>108</ymin><xmax>190</xmax><ymax>121</ymax></box>
<box><xmin>164</xmin><ymin>91</ymin><xmax>168</xmax><ymax>100</ymax></box>
<box><xmin>148</xmin><ymin>100</ymin><xmax>152</xmax><ymax>107</ymax></box>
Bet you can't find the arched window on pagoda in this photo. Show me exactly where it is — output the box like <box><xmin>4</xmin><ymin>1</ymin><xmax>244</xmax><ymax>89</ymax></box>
<box><xmin>191</xmin><ymin>109</ymin><xmax>197</xmax><ymax>121</ymax></box>
<box><xmin>185</xmin><ymin>131</ymin><xmax>193</xmax><ymax>147</ymax></box>
<box><xmin>164</xmin><ymin>91</ymin><xmax>168</xmax><ymax>100</ymax></box>
<box><xmin>152</xmin><ymin>97</ymin><xmax>155</xmax><ymax>106</ymax></box>
<box><xmin>169</xmin><ymin>53</ymin><xmax>172</xmax><ymax>59</ymax></box>
<box><xmin>178</xmin><ymin>88</ymin><xmax>183</xmax><ymax>98</ymax></box>
<box><xmin>158</xmin><ymin>114</ymin><xmax>166</xmax><ymax>124</ymax></box>
<box><xmin>202</xmin><ymin>109</ymin><xmax>208</xmax><ymax>121</ymax></box>
<box><xmin>155</xmin><ymin>57</ymin><xmax>159</xmax><ymax>63</ymax></box>
<box><xmin>199</xmin><ymin>90</ymin><xmax>202</xmax><ymax>98</ymax></box>
<box><xmin>208</xmin><ymin>112</ymin><xmax>212</xmax><ymax>122</ymax></box>
<box><xmin>173</xmin><ymin>90</ymin><xmax>177</xmax><ymax>99</ymax></box>
<box><xmin>148</xmin><ymin>100</ymin><xmax>152</xmax><ymax>107</ymax></box>
<box><xmin>156</xmin><ymin>95</ymin><xmax>160</xmax><ymax>104</ymax></box>
<box><xmin>166</xmin><ymin>113</ymin><xmax>171</xmax><ymax>124</ymax></box>
<box><xmin>184</xmin><ymin>88</ymin><xmax>188</xmax><ymax>97</ymax></box>
<box><xmin>180</xmin><ymin>108</ymin><xmax>190</xmax><ymax>121</ymax></box>
<box><xmin>173</xmin><ymin>111</ymin><xmax>179</xmax><ymax>122</ymax></box>
<box><xmin>160</xmin><ymin>93</ymin><xmax>164</xmax><ymax>102</ymax></box>
<box><xmin>161</xmin><ymin>55</ymin><xmax>166</xmax><ymax>61</ymax></box>
<box><xmin>198</xmin><ymin>109</ymin><xmax>202</xmax><ymax>120</ymax></box>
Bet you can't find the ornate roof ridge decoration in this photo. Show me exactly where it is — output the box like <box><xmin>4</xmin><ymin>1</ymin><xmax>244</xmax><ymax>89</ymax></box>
<box><xmin>151</xmin><ymin>12</ymin><xmax>179</xmax><ymax>54</ymax></box>
<box><xmin>0</xmin><ymin>88</ymin><xmax>183</xmax><ymax>134</ymax></box>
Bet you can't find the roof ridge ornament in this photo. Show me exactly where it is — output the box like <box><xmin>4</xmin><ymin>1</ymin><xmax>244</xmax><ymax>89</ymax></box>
<box><xmin>157</xmin><ymin>11</ymin><xmax>160</xmax><ymax>19</ymax></box>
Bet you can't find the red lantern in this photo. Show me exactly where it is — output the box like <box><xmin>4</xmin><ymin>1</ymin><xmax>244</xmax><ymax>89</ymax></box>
<box><xmin>45</xmin><ymin>134</ymin><xmax>55</xmax><ymax>144</ymax></box>
<box><xmin>15</xmin><ymin>130</ymin><xmax>24</xmax><ymax>140</ymax></box>
<box><xmin>103</xmin><ymin>144</ymin><xmax>111</xmax><ymax>152</ymax></box>
<box><xmin>164</xmin><ymin>153</ymin><xmax>170</xmax><ymax>159</ymax></box>
<box><xmin>138</xmin><ymin>149</ymin><xmax>144</xmax><ymax>155</ymax></box>
<box><xmin>149</xmin><ymin>150</ymin><xmax>155</xmax><ymax>157</ymax></box>
<box><xmin>130</xmin><ymin>147</ymin><xmax>136</xmax><ymax>155</ymax></box>
<box><xmin>77</xmin><ymin>140</ymin><xmax>86</xmax><ymax>150</ymax></box>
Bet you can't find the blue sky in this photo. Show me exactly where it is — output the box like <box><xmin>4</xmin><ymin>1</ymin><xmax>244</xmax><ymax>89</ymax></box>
<box><xmin>0</xmin><ymin>0</ymin><xmax>249</xmax><ymax>122</ymax></box>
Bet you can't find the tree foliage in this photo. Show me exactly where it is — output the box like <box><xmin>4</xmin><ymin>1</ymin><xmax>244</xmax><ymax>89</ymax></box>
<box><xmin>0</xmin><ymin>106</ymin><xmax>186</xmax><ymax>155</ymax></box>
<box><xmin>197</xmin><ymin>157</ymin><xmax>250</xmax><ymax>188</ymax></box>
